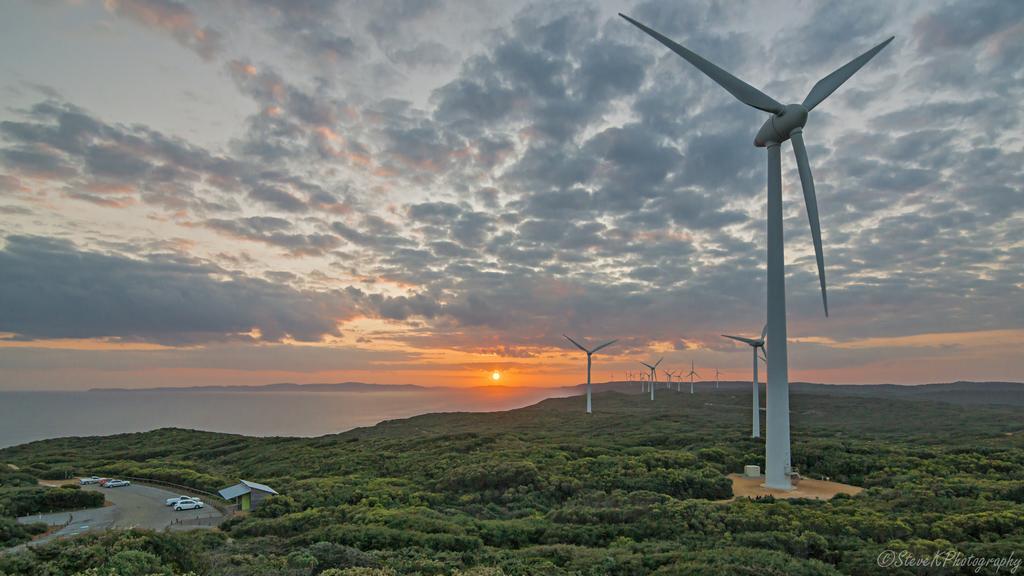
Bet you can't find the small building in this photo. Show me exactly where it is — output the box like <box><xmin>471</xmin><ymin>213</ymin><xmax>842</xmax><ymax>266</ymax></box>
<box><xmin>218</xmin><ymin>479</ymin><xmax>278</xmax><ymax>511</ymax></box>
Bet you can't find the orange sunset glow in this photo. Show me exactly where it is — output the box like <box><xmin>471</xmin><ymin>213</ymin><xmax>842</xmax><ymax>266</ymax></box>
<box><xmin>0</xmin><ymin>0</ymin><xmax>1021</xmax><ymax>396</ymax></box>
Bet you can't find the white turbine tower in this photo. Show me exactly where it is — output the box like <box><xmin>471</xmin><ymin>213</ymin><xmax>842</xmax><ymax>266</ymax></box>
<box><xmin>686</xmin><ymin>360</ymin><xmax>700</xmax><ymax>394</ymax></box>
<box><xmin>714</xmin><ymin>368</ymin><xmax>721</xmax><ymax>390</ymax></box>
<box><xmin>723</xmin><ymin>324</ymin><xmax>768</xmax><ymax>439</ymax></box>
<box><xmin>564</xmin><ymin>335</ymin><xmax>617</xmax><ymax>414</ymax></box>
<box><xmin>640</xmin><ymin>358</ymin><xmax>662</xmax><ymax>400</ymax></box>
<box><xmin>621</xmin><ymin>14</ymin><xmax>892</xmax><ymax>489</ymax></box>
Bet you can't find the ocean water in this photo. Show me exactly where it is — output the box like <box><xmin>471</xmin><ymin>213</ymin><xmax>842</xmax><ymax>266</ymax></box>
<box><xmin>0</xmin><ymin>387</ymin><xmax>574</xmax><ymax>449</ymax></box>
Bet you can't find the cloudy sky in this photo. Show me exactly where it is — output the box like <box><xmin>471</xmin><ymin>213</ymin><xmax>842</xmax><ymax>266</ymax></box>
<box><xmin>0</xmin><ymin>0</ymin><xmax>1021</xmax><ymax>390</ymax></box>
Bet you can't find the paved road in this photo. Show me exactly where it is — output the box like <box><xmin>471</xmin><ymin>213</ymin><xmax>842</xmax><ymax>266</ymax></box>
<box><xmin>15</xmin><ymin>483</ymin><xmax>222</xmax><ymax>547</ymax></box>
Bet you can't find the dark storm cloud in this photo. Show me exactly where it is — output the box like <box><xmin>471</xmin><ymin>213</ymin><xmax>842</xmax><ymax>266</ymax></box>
<box><xmin>364</xmin><ymin>0</ymin><xmax>443</xmax><ymax>43</ymax></box>
<box><xmin>1</xmin><ymin>147</ymin><xmax>76</xmax><ymax>179</ymax></box>
<box><xmin>408</xmin><ymin>201</ymin><xmax>462</xmax><ymax>223</ymax></box>
<box><xmin>774</xmin><ymin>0</ymin><xmax>895</xmax><ymax>70</ymax></box>
<box><xmin>405</xmin><ymin>201</ymin><xmax>497</xmax><ymax>249</ymax></box>
<box><xmin>514</xmin><ymin>188</ymin><xmax>592</xmax><ymax>219</ymax></box>
<box><xmin>205</xmin><ymin>217</ymin><xmax>341</xmax><ymax>256</ymax></box>
<box><xmin>913</xmin><ymin>0</ymin><xmax>1024</xmax><ymax>52</ymax></box>
<box><xmin>83</xmin><ymin>144</ymin><xmax>153</xmax><ymax>179</ymax></box>
<box><xmin>0</xmin><ymin>236</ymin><xmax>357</xmax><ymax>344</ymax></box>
<box><xmin>365</xmin><ymin>291</ymin><xmax>443</xmax><ymax>321</ymax></box>
<box><xmin>0</xmin><ymin>100</ymin><xmax>350</xmax><ymax>216</ymax></box>
<box><xmin>432</xmin><ymin>3</ymin><xmax>650</xmax><ymax>146</ymax></box>
<box><xmin>248</xmin><ymin>184</ymin><xmax>308</xmax><ymax>213</ymax></box>
<box><xmin>331</xmin><ymin>215</ymin><xmax>414</xmax><ymax>251</ymax></box>
<box><xmin>650</xmin><ymin>189</ymin><xmax>747</xmax><ymax>230</ymax></box>
<box><xmin>245</xmin><ymin>0</ymin><xmax>358</xmax><ymax>63</ymax></box>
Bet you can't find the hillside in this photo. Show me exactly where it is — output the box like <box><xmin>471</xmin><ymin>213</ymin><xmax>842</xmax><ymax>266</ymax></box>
<box><xmin>583</xmin><ymin>380</ymin><xmax>1024</xmax><ymax>406</ymax></box>
<box><xmin>2</xmin><ymin>389</ymin><xmax>1024</xmax><ymax>575</ymax></box>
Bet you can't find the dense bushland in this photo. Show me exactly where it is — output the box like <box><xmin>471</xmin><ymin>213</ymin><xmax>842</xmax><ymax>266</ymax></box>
<box><xmin>1</xmin><ymin>390</ymin><xmax>1023</xmax><ymax>574</ymax></box>
<box><xmin>0</xmin><ymin>467</ymin><xmax>105</xmax><ymax>548</ymax></box>
<box><xmin>0</xmin><ymin>485</ymin><xmax>105</xmax><ymax>519</ymax></box>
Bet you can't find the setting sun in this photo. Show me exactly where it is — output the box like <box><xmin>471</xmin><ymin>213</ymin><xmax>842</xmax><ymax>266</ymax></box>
<box><xmin>491</xmin><ymin>371</ymin><xmax>501</xmax><ymax>382</ymax></box>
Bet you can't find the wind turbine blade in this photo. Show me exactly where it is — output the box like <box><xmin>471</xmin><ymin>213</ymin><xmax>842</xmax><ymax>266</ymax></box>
<box><xmin>802</xmin><ymin>36</ymin><xmax>894</xmax><ymax>111</ymax></box>
<box><xmin>790</xmin><ymin>131</ymin><xmax>829</xmax><ymax>317</ymax></box>
<box><xmin>563</xmin><ymin>334</ymin><xmax>589</xmax><ymax>353</ymax></box>
<box><xmin>654</xmin><ymin>357</ymin><xmax>663</xmax><ymax>368</ymax></box>
<box><xmin>760</xmin><ymin>323</ymin><xmax>768</xmax><ymax>341</ymax></box>
<box><xmin>619</xmin><ymin>14</ymin><xmax>784</xmax><ymax>115</ymax></box>
<box><xmin>759</xmin><ymin>352</ymin><xmax>768</xmax><ymax>363</ymax></box>
<box><xmin>640</xmin><ymin>362</ymin><xmax>655</xmax><ymax>370</ymax></box>
<box><xmin>592</xmin><ymin>339</ymin><xmax>618</xmax><ymax>354</ymax></box>
<box><xmin>722</xmin><ymin>334</ymin><xmax>758</xmax><ymax>346</ymax></box>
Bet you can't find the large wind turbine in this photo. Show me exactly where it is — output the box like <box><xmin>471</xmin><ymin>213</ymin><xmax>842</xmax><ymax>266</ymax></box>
<box><xmin>686</xmin><ymin>360</ymin><xmax>699</xmax><ymax>394</ymax></box>
<box><xmin>640</xmin><ymin>358</ymin><xmax>662</xmax><ymax>400</ymax></box>
<box><xmin>723</xmin><ymin>324</ymin><xmax>768</xmax><ymax>438</ymax></box>
<box><xmin>564</xmin><ymin>335</ymin><xmax>617</xmax><ymax>414</ymax></box>
<box><xmin>621</xmin><ymin>14</ymin><xmax>892</xmax><ymax>489</ymax></box>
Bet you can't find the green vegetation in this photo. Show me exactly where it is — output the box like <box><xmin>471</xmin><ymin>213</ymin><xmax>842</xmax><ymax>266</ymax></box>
<box><xmin>0</xmin><ymin>467</ymin><xmax>104</xmax><ymax>548</ymax></box>
<box><xmin>2</xmin><ymin>390</ymin><xmax>1024</xmax><ymax>574</ymax></box>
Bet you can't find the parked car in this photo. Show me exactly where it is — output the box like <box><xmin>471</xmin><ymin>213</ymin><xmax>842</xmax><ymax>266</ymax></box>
<box><xmin>165</xmin><ymin>495</ymin><xmax>195</xmax><ymax>506</ymax></box>
<box><xmin>79</xmin><ymin>476</ymin><xmax>102</xmax><ymax>485</ymax></box>
<box><xmin>103</xmin><ymin>479</ymin><xmax>131</xmax><ymax>488</ymax></box>
<box><xmin>97</xmin><ymin>478</ymin><xmax>113</xmax><ymax>486</ymax></box>
<box><xmin>173</xmin><ymin>499</ymin><xmax>204</xmax><ymax>511</ymax></box>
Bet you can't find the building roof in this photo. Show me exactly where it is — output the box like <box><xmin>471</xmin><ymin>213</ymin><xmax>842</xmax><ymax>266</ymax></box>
<box><xmin>218</xmin><ymin>483</ymin><xmax>248</xmax><ymax>500</ymax></box>
<box><xmin>240</xmin><ymin>479</ymin><xmax>279</xmax><ymax>495</ymax></box>
<box><xmin>218</xmin><ymin>479</ymin><xmax>279</xmax><ymax>500</ymax></box>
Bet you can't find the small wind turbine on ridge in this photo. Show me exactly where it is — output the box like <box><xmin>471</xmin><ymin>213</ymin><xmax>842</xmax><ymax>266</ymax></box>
<box><xmin>640</xmin><ymin>358</ymin><xmax>662</xmax><ymax>400</ymax></box>
<box><xmin>663</xmin><ymin>369</ymin><xmax>676</xmax><ymax>391</ymax></box>
<box><xmin>564</xmin><ymin>334</ymin><xmax>617</xmax><ymax>414</ymax></box>
<box><xmin>686</xmin><ymin>360</ymin><xmax>699</xmax><ymax>394</ymax></box>
<box><xmin>722</xmin><ymin>324</ymin><xmax>768</xmax><ymax>438</ymax></box>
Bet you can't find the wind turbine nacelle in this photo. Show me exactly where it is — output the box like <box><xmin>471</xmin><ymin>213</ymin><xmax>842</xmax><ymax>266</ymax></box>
<box><xmin>754</xmin><ymin>104</ymin><xmax>808</xmax><ymax>147</ymax></box>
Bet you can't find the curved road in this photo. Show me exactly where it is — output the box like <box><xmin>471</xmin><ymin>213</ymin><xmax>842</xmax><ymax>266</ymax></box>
<box><xmin>15</xmin><ymin>483</ymin><xmax>222</xmax><ymax>547</ymax></box>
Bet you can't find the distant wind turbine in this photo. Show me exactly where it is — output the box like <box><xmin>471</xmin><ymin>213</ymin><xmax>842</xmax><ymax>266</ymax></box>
<box><xmin>564</xmin><ymin>335</ymin><xmax>617</xmax><ymax>414</ymax></box>
<box><xmin>686</xmin><ymin>361</ymin><xmax>699</xmax><ymax>394</ymax></box>
<box><xmin>722</xmin><ymin>324</ymin><xmax>768</xmax><ymax>439</ymax></box>
<box><xmin>620</xmin><ymin>13</ymin><xmax>892</xmax><ymax>488</ymax></box>
<box><xmin>663</xmin><ymin>369</ymin><xmax>677</xmax><ymax>391</ymax></box>
<box><xmin>640</xmin><ymin>358</ymin><xmax>662</xmax><ymax>400</ymax></box>
<box><xmin>715</xmin><ymin>368</ymin><xmax>721</xmax><ymax>390</ymax></box>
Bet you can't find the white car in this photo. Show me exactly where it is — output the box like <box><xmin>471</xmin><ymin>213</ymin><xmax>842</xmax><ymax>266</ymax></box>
<box><xmin>174</xmin><ymin>499</ymin><xmax>204</xmax><ymax>511</ymax></box>
<box><xmin>165</xmin><ymin>496</ymin><xmax>195</xmax><ymax>507</ymax></box>
<box><xmin>103</xmin><ymin>479</ymin><xmax>131</xmax><ymax>488</ymax></box>
<box><xmin>79</xmin><ymin>476</ymin><xmax>102</xmax><ymax>485</ymax></box>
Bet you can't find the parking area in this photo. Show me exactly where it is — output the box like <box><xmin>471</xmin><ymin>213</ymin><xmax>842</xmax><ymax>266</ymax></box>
<box><xmin>16</xmin><ymin>482</ymin><xmax>223</xmax><ymax>547</ymax></box>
